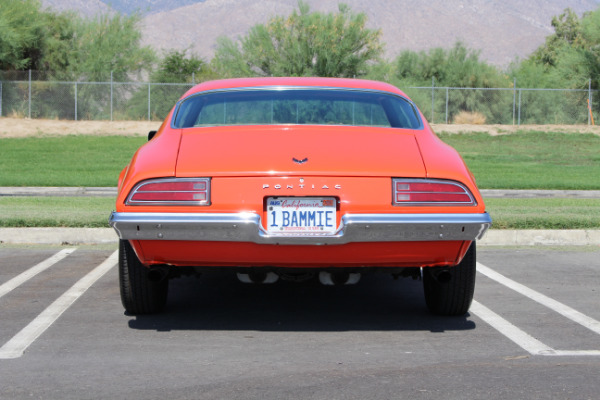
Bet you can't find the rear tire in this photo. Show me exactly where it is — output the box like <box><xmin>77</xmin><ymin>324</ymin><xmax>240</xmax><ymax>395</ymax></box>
<box><xmin>119</xmin><ymin>240</ymin><xmax>168</xmax><ymax>315</ymax></box>
<box><xmin>423</xmin><ymin>242</ymin><xmax>476</xmax><ymax>316</ymax></box>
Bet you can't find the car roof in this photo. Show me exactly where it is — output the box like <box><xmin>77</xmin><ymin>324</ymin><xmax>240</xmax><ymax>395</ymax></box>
<box><xmin>180</xmin><ymin>77</ymin><xmax>408</xmax><ymax>99</ymax></box>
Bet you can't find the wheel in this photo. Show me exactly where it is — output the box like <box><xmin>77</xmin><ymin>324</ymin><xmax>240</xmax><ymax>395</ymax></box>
<box><xmin>422</xmin><ymin>242</ymin><xmax>476</xmax><ymax>316</ymax></box>
<box><xmin>119</xmin><ymin>240</ymin><xmax>168</xmax><ymax>314</ymax></box>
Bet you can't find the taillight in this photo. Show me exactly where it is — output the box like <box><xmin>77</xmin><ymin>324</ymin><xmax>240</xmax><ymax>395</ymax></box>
<box><xmin>126</xmin><ymin>178</ymin><xmax>211</xmax><ymax>205</ymax></box>
<box><xmin>392</xmin><ymin>179</ymin><xmax>475</xmax><ymax>206</ymax></box>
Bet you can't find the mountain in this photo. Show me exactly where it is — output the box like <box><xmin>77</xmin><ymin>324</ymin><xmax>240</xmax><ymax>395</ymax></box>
<box><xmin>42</xmin><ymin>0</ymin><xmax>600</xmax><ymax>66</ymax></box>
<box><xmin>41</xmin><ymin>0</ymin><xmax>205</xmax><ymax>15</ymax></box>
<box><xmin>90</xmin><ymin>0</ymin><xmax>205</xmax><ymax>15</ymax></box>
<box><xmin>41</xmin><ymin>0</ymin><xmax>113</xmax><ymax>16</ymax></box>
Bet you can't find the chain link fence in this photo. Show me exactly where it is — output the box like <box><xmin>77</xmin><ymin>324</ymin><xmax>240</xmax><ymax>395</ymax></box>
<box><xmin>0</xmin><ymin>71</ymin><xmax>597</xmax><ymax>124</ymax></box>
<box><xmin>0</xmin><ymin>71</ymin><xmax>195</xmax><ymax>122</ymax></box>
<box><xmin>405</xmin><ymin>86</ymin><xmax>596</xmax><ymax>125</ymax></box>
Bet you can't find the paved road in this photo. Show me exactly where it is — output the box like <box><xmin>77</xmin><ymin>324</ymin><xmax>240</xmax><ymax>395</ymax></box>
<box><xmin>0</xmin><ymin>245</ymin><xmax>599</xmax><ymax>399</ymax></box>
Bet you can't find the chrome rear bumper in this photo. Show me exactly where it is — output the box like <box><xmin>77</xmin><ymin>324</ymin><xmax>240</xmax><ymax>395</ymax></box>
<box><xmin>109</xmin><ymin>212</ymin><xmax>491</xmax><ymax>245</ymax></box>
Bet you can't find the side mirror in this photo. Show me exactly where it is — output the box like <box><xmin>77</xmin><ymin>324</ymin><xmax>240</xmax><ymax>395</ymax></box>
<box><xmin>148</xmin><ymin>130</ymin><xmax>157</xmax><ymax>141</ymax></box>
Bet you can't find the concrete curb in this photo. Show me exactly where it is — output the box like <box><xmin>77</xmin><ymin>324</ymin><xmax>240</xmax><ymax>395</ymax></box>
<box><xmin>1</xmin><ymin>228</ymin><xmax>598</xmax><ymax>246</ymax></box>
<box><xmin>479</xmin><ymin>229</ymin><xmax>600</xmax><ymax>246</ymax></box>
<box><xmin>0</xmin><ymin>228</ymin><xmax>118</xmax><ymax>245</ymax></box>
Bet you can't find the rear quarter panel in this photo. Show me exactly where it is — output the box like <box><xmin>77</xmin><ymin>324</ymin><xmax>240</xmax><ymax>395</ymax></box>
<box><xmin>116</xmin><ymin>126</ymin><xmax>182</xmax><ymax>212</ymax></box>
<box><xmin>415</xmin><ymin>122</ymin><xmax>486</xmax><ymax>213</ymax></box>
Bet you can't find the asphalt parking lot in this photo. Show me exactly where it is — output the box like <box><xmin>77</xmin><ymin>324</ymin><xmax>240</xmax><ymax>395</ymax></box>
<box><xmin>0</xmin><ymin>244</ymin><xmax>599</xmax><ymax>399</ymax></box>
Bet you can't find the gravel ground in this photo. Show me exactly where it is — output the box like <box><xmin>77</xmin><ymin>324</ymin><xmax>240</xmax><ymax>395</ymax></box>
<box><xmin>1</xmin><ymin>117</ymin><xmax>599</xmax><ymax>137</ymax></box>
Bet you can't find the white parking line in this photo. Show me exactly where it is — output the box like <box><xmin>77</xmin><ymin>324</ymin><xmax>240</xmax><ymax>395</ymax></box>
<box><xmin>469</xmin><ymin>300</ymin><xmax>554</xmax><ymax>355</ymax></box>
<box><xmin>0</xmin><ymin>250</ymin><xmax>118</xmax><ymax>359</ymax></box>
<box><xmin>0</xmin><ymin>248</ymin><xmax>77</xmax><ymax>299</ymax></box>
<box><xmin>477</xmin><ymin>263</ymin><xmax>600</xmax><ymax>336</ymax></box>
<box><xmin>473</xmin><ymin>262</ymin><xmax>600</xmax><ymax>356</ymax></box>
<box><xmin>545</xmin><ymin>350</ymin><xmax>600</xmax><ymax>356</ymax></box>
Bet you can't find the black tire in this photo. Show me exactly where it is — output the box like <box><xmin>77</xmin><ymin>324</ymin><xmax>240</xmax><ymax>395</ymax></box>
<box><xmin>119</xmin><ymin>240</ymin><xmax>168</xmax><ymax>314</ymax></box>
<box><xmin>423</xmin><ymin>242</ymin><xmax>476</xmax><ymax>316</ymax></box>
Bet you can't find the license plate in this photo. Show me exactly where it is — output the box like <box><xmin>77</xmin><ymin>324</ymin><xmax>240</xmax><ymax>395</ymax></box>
<box><xmin>266</xmin><ymin>197</ymin><xmax>337</xmax><ymax>234</ymax></box>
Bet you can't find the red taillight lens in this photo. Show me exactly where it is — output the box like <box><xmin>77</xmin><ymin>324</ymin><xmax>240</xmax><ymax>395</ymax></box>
<box><xmin>392</xmin><ymin>179</ymin><xmax>475</xmax><ymax>205</ymax></box>
<box><xmin>126</xmin><ymin>178</ymin><xmax>210</xmax><ymax>205</ymax></box>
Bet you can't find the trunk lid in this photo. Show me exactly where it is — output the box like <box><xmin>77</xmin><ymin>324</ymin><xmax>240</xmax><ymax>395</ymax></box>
<box><xmin>175</xmin><ymin>125</ymin><xmax>426</xmax><ymax>177</ymax></box>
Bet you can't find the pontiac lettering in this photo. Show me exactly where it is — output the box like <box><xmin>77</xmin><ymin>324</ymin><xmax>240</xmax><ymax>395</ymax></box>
<box><xmin>263</xmin><ymin>184</ymin><xmax>341</xmax><ymax>189</ymax></box>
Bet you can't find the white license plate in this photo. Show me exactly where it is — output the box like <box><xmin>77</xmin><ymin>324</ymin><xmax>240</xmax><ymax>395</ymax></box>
<box><xmin>266</xmin><ymin>197</ymin><xmax>337</xmax><ymax>234</ymax></box>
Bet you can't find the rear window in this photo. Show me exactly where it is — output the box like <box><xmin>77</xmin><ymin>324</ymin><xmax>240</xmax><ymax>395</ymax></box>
<box><xmin>173</xmin><ymin>88</ymin><xmax>422</xmax><ymax>129</ymax></box>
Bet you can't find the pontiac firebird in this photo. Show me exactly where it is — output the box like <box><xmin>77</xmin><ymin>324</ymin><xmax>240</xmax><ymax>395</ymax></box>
<box><xmin>109</xmin><ymin>77</ymin><xmax>491</xmax><ymax>316</ymax></box>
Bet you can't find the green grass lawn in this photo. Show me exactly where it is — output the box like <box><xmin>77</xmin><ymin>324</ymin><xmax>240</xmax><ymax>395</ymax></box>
<box><xmin>485</xmin><ymin>198</ymin><xmax>600</xmax><ymax>229</ymax></box>
<box><xmin>0</xmin><ymin>135</ymin><xmax>144</xmax><ymax>187</ymax></box>
<box><xmin>437</xmin><ymin>131</ymin><xmax>600</xmax><ymax>190</ymax></box>
<box><xmin>1</xmin><ymin>197</ymin><xmax>599</xmax><ymax>229</ymax></box>
<box><xmin>1</xmin><ymin>131</ymin><xmax>600</xmax><ymax>189</ymax></box>
<box><xmin>0</xmin><ymin>197</ymin><xmax>113</xmax><ymax>228</ymax></box>
<box><xmin>1</xmin><ymin>130</ymin><xmax>599</xmax><ymax>228</ymax></box>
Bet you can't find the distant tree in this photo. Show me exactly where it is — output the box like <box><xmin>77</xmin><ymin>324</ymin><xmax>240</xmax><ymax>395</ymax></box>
<box><xmin>127</xmin><ymin>49</ymin><xmax>218</xmax><ymax>120</ymax></box>
<box><xmin>367</xmin><ymin>42</ymin><xmax>511</xmax><ymax>123</ymax></box>
<box><xmin>514</xmin><ymin>6</ymin><xmax>600</xmax><ymax>90</ymax></box>
<box><xmin>152</xmin><ymin>49</ymin><xmax>211</xmax><ymax>83</ymax></box>
<box><xmin>38</xmin><ymin>11</ymin><xmax>79</xmax><ymax>77</ymax></box>
<box><xmin>68</xmin><ymin>13</ymin><xmax>155</xmax><ymax>82</ymax></box>
<box><xmin>0</xmin><ymin>3</ymin><xmax>157</xmax><ymax>119</ymax></box>
<box><xmin>212</xmin><ymin>1</ymin><xmax>383</xmax><ymax>78</ymax></box>
<box><xmin>578</xmin><ymin>6</ymin><xmax>600</xmax><ymax>89</ymax></box>
<box><xmin>0</xmin><ymin>2</ymin><xmax>154</xmax><ymax>82</ymax></box>
<box><xmin>508</xmin><ymin>7</ymin><xmax>600</xmax><ymax>123</ymax></box>
<box><xmin>0</xmin><ymin>0</ymin><xmax>78</xmax><ymax>118</ymax></box>
<box><xmin>389</xmin><ymin>42</ymin><xmax>506</xmax><ymax>88</ymax></box>
<box><xmin>0</xmin><ymin>0</ymin><xmax>46</xmax><ymax>70</ymax></box>
<box><xmin>530</xmin><ymin>8</ymin><xmax>583</xmax><ymax>67</ymax></box>
<box><xmin>552</xmin><ymin>8</ymin><xmax>582</xmax><ymax>44</ymax></box>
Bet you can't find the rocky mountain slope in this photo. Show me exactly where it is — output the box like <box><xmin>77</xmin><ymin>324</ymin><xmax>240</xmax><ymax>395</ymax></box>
<box><xmin>43</xmin><ymin>0</ymin><xmax>600</xmax><ymax>66</ymax></box>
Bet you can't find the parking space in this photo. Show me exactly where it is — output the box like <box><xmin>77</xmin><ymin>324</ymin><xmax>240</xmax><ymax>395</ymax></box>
<box><xmin>0</xmin><ymin>244</ymin><xmax>599</xmax><ymax>399</ymax></box>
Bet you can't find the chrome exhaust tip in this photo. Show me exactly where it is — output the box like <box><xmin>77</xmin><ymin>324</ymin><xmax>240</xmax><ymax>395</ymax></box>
<box><xmin>236</xmin><ymin>271</ymin><xmax>279</xmax><ymax>284</ymax></box>
<box><xmin>318</xmin><ymin>271</ymin><xmax>361</xmax><ymax>285</ymax></box>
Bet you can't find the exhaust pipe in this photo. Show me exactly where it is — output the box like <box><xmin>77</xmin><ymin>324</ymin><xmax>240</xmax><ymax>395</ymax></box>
<box><xmin>147</xmin><ymin>267</ymin><xmax>169</xmax><ymax>282</ymax></box>
<box><xmin>237</xmin><ymin>271</ymin><xmax>279</xmax><ymax>284</ymax></box>
<box><xmin>318</xmin><ymin>271</ymin><xmax>361</xmax><ymax>286</ymax></box>
<box><xmin>434</xmin><ymin>270</ymin><xmax>452</xmax><ymax>284</ymax></box>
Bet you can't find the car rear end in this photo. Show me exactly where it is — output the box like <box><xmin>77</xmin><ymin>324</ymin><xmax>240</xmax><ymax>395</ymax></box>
<box><xmin>110</xmin><ymin>77</ymin><xmax>491</xmax><ymax>315</ymax></box>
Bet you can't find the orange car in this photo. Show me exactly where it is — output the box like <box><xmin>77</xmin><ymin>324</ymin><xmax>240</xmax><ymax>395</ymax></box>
<box><xmin>110</xmin><ymin>77</ymin><xmax>491</xmax><ymax>316</ymax></box>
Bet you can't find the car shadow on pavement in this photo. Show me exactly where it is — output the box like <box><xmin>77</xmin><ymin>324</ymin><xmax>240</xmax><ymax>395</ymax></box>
<box><xmin>127</xmin><ymin>270</ymin><xmax>476</xmax><ymax>333</ymax></box>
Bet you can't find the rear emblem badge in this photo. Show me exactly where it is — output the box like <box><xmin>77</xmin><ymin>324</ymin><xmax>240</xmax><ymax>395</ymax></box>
<box><xmin>292</xmin><ymin>157</ymin><xmax>308</xmax><ymax>164</ymax></box>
